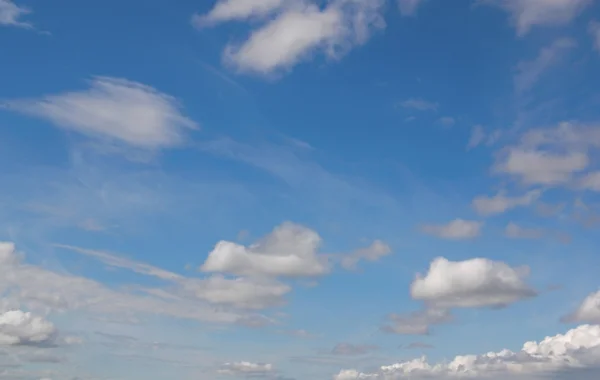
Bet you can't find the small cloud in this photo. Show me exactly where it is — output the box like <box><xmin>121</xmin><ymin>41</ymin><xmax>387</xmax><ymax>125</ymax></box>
<box><xmin>217</xmin><ymin>361</ymin><xmax>274</xmax><ymax>376</ymax></box>
<box><xmin>404</xmin><ymin>116</ymin><xmax>416</xmax><ymax>123</ymax></box>
<box><xmin>398</xmin><ymin>98</ymin><xmax>438</xmax><ymax>112</ymax></box>
<box><xmin>340</xmin><ymin>240</ymin><xmax>391</xmax><ymax>270</ymax></box>
<box><xmin>0</xmin><ymin>0</ymin><xmax>33</xmax><ymax>29</ymax></box>
<box><xmin>382</xmin><ymin>308</ymin><xmax>452</xmax><ymax>335</ymax></box>
<box><xmin>397</xmin><ymin>0</ymin><xmax>426</xmax><ymax>16</ymax></box>
<box><xmin>420</xmin><ymin>219</ymin><xmax>482</xmax><ymax>240</ymax></box>
<box><xmin>590</xmin><ymin>21</ymin><xmax>600</xmax><ymax>52</ymax></box>
<box><xmin>504</xmin><ymin>222</ymin><xmax>544</xmax><ymax>239</ymax></box>
<box><xmin>331</xmin><ymin>343</ymin><xmax>379</xmax><ymax>356</ymax></box>
<box><xmin>467</xmin><ymin>125</ymin><xmax>486</xmax><ymax>149</ymax></box>
<box><xmin>472</xmin><ymin>190</ymin><xmax>541</xmax><ymax>216</ymax></box>
<box><xmin>406</xmin><ymin>342</ymin><xmax>434</xmax><ymax>350</ymax></box>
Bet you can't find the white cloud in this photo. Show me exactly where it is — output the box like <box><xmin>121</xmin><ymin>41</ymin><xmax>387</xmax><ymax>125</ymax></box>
<box><xmin>421</xmin><ymin>219</ymin><xmax>482</xmax><ymax>240</ymax></box>
<box><xmin>222</xmin><ymin>0</ymin><xmax>385</xmax><ymax>75</ymax></box>
<box><xmin>0</xmin><ymin>242</ymin><xmax>268</xmax><ymax>326</ymax></box>
<box><xmin>467</xmin><ymin>125</ymin><xmax>486</xmax><ymax>149</ymax></box>
<box><xmin>0</xmin><ymin>0</ymin><xmax>31</xmax><ymax>28</ymax></box>
<box><xmin>495</xmin><ymin>149</ymin><xmax>588</xmax><ymax>185</ymax></box>
<box><xmin>481</xmin><ymin>0</ymin><xmax>592</xmax><ymax>36</ymax></box>
<box><xmin>341</xmin><ymin>240</ymin><xmax>391</xmax><ymax>270</ymax></box>
<box><xmin>200</xmin><ymin>222</ymin><xmax>330</xmax><ymax>278</ymax></box>
<box><xmin>381</xmin><ymin>308</ymin><xmax>452</xmax><ymax>335</ymax></box>
<box><xmin>397</xmin><ymin>0</ymin><xmax>425</xmax><ymax>16</ymax></box>
<box><xmin>0</xmin><ymin>310</ymin><xmax>56</xmax><ymax>346</ymax></box>
<box><xmin>218</xmin><ymin>361</ymin><xmax>274</xmax><ymax>376</ymax></box>
<box><xmin>590</xmin><ymin>21</ymin><xmax>600</xmax><ymax>52</ymax></box>
<box><xmin>410</xmin><ymin>257</ymin><xmax>536</xmax><ymax>308</ymax></box>
<box><xmin>334</xmin><ymin>324</ymin><xmax>600</xmax><ymax>379</ymax></box>
<box><xmin>399</xmin><ymin>98</ymin><xmax>438</xmax><ymax>112</ymax></box>
<box><xmin>193</xmin><ymin>0</ymin><xmax>288</xmax><ymax>26</ymax></box>
<box><xmin>514</xmin><ymin>38</ymin><xmax>576</xmax><ymax>94</ymax></box>
<box><xmin>505</xmin><ymin>222</ymin><xmax>544</xmax><ymax>239</ymax></box>
<box><xmin>472</xmin><ymin>190</ymin><xmax>541</xmax><ymax>216</ymax></box>
<box><xmin>567</xmin><ymin>290</ymin><xmax>600</xmax><ymax>323</ymax></box>
<box><xmin>4</xmin><ymin>77</ymin><xmax>197</xmax><ymax>150</ymax></box>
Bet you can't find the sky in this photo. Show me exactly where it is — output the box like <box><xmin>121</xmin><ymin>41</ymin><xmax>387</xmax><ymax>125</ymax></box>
<box><xmin>1</xmin><ymin>0</ymin><xmax>600</xmax><ymax>379</ymax></box>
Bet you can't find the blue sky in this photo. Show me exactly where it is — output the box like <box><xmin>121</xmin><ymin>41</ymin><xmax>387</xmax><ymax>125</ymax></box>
<box><xmin>1</xmin><ymin>0</ymin><xmax>600</xmax><ymax>379</ymax></box>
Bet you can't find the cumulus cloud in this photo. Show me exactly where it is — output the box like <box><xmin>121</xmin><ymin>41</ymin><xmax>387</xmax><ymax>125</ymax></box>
<box><xmin>4</xmin><ymin>77</ymin><xmax>197</xmax><ymax>150</ymax></box>
<box><xmin>399</xmin><ymin>98</ymin><xmax>438</xmax><ymax>112</ymax></box>
<box><xmin>200</xmin><ymin>222</ymin><xmax>330</xmax><ymax>278</ymax></box>
<box><xmin>218</xmin><ymin>361</ymin><xmax>274</xmax><ymax>376</ymax></box>
<box><xmin>0</xmin><ymin>0</ymin><xmax>31</xmax><ymax>28</ymax></box>
<box><xmin>221</xmin><ymin>0</ymin><xmax>385</xmax><ymax>75</ymax></box>
<box><xmin>193</xmin><ymin>0</ymin><xmax>288</xmax><ymax>26</ymax></box>
<box><xmin>335</xmin><ymin>324</ymin><xmax>600</xmax><ymax>379</ymax></box>
<box><xmin>566</xmin><ymin>290</ymin><xmax>600</xmax><ymax>324</ymax></box>
<box><xmin>410</xmin><ymin>257</ymin><xmax>536</xmax><ymax>308</ymax></box>
<box><xmin>505</xmin><ymin>222</ymin><xmax>544</xmax><ymax>239</ymax></box>
<box><xmin>472</xmin><ymin>190</ymin><xmax>541</xmax><ymax>216</ymax></box>
<box><xmin>480</xmin><ymin>0</ymin><xmax>592</xmax><ymax>36</ymax></box>
<box><xmin>514</xmin><ymin>38</ymin><xmax>576</xmax><ymax>94</ymax></box>
<box><xmin>590</xmin><ymin>21</ymin><xmax>600</xmax><ymax>52</ymax></box>
<box><xmin>420</xmin><ymin>219</ymin><xmax>482</xmax><ymax>240</ymax></box>
<box><xmin>381</xmin><ymin>308</ymin><xmax>452</xmax><ymax>335</ymax></box>
<box><xmin>0</xmin><ymin>310</ymin><xmax>56</xmax><ymax>346</ymax></box>
<box><xmin>341</xmin><ymin>240</ymin><xmax>391</xmax><ymax>270</ymax></box>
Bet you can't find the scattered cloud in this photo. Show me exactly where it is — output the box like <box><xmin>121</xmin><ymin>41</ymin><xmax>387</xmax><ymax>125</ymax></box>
<box><xmin>580</xmin><ymin>171</ymin><xmax>600</xmax><ymax>192</ymax></box>
<box><xmin>590</xmin><ymin>21</ymin><xmax>600</xmax><ymax>52</ymax></box>
<box><xmin>410</xmin><ymin>257</ymin><xmax>537</xmax><ymax>308</ymax></box>
<box><xmin>0</xmin><ymin>310</ymin><xmax>56</xmax><ymax>346</ymax></box>
<box><xmin>514</xmin><ymin>38</ymin><xmax>576</xmax><ymax>94</ymax></box>
<box><xmin>334</xmin><ymin>324</ymin><xmax>600</xmax><ymax>379</ymax></box>
<box><xmin>472</xmin><ymin>189</ymin><xmax>541</xmax><ymax>216</ymax></box>
<box><xmin>397</xmin><ymin>0</ymin><xmax>426</xmax><ymax>16</ymax></box>
<box><xmin>467</xmin><ymin>125</ymin><xmax>502</xmax><ymax>150</ymax></box>
<box><xmin>192</xmin><ymin>0</ymin><xmax>287</xmax><ymax>27</ymax></box>
<box><xmin>420</xmin><ymin>219</ymin><xmax>482</xmax><ymax>240</ymax></box>
<box><xmin>340</xmin><ymin>240</ymin><xmax>391</xmax><ymax>270</ymax></box>
<box><xmin>480</xmin><ymin>0</ymin><xmax>592</xmax><ymax>36</ymax></box>
<box><xmin>398</xmin><ymin>98</ymin><xmax>438</xmax><ymax>112</ymax></box>
<box><xmin>504</xmin><ymin>222</ymin><xmax>544</xmax><ymax>239</ymax></box>
<box><xmin>331</xmin><ymin>343</ymin><xmax>379</xmax><ymax>356</ymax></box>
<box><xmin>218</xmin><ymin>361</ymin><xmax>274</xmax><ymax>376</ymax></box>
<box><xmin>221</xmin><ymin>0</ymin><xmax>386</xmax><ymax>75</ymax></box>
<box><xmin>4</xmin><ymin>77</ymin><xmax>198</xmax><ymax>151</ymax></box>
<box><xmin>0</xmin><ymin>0</ymin><xmax>32</xmax><ymax>29</ymax></box>
<box><xmin>381</xmin><ymin>308</ymin><xmax>452</xmax><ymax>335</ymax></box>
<box><xmin>200</xmin><ymin>222</ymin><xmax>330</xmax><ymax>278</ymax></box>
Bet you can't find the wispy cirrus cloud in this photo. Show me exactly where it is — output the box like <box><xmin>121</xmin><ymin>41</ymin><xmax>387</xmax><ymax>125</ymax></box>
<box><xmin>0</xmin><ymin>0</ymin><xmax>32</xmax><ymax>29</ymax></box>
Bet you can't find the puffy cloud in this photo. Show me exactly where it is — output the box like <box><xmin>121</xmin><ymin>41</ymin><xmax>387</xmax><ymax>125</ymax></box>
<box><xmin>514</xmin><ymin>38</ymin><xmax>576</xmax><ymax>94</ymax></box>
<box><xmin>566</xmin><ymin>290</ymin><xmax>600</xmax><ymax>324</ymax></box>
<box><xmin>420</xmin><ymin>219</ymin><xmax>482</xmax><ymax>240</ymax></box>
<box><xmin>397</xmin><ymin>0</ymin><xmax>426</xmax><ymax>16</ymax></box>
<box><xmin>201</xmin><ymin>222</ymin><xmax>329</xmax><ymax>277</ymax></box>
<box><xmin>331</xmin><ymin>343</ymin><xmax>379</xmax><ymax>356</ymax></box>
<box><xmin>398</xmin><ymin>98</ymin><xmax>438</xmax><ymax>112</ymax></box>
<box><xmin>341</xmin><ymin>240</ymin><xmax>391</xmax><ymax>270</ymax></box>
<box><xmin>0</xmin><ymin>0</ymin><xmax>31</xmax><ymax>28</ymax></box>
<box><xmin>0</xmin><ymin>310</ymin><xmax>56</xmax><ymax>346</ymax></box>
<box><xmin>590</xmin><ymin>21</ymin><xmax>600</xmax><ymax>52</ymax></box>
<box><xmin>580</xmin><ymin>172</ymin><xmax>600</xmax><ymax>192</ymax></box>
<box><xmin>334</xmin><ymin>324</ymin><xmax>600</xmax><ymax>379</ymax></box>
<box><xmin>472</xmin><ymin>190</ymin><xmax>541</xmax><ymax>216</ymax></box>
<box><xmin>193</xmin><ymin>0</ymin><xmax>288</xmax><ymax>26</ymax></box>
<box><xmin>218</xmin><ymin>361</ymin><xmax>274</xmax><ymax>376</ymax></box>
<box><xmin>495</xmin><ymin>149</ymin><xmax>588</xmax><ymax>185</ymax></box>
<box><xmin>504</xmin><ymin>222</ymin><xmax>544</xmax><ymax>239</ymax></box>
<box><xmin>410</xmin><ymin>257</ymin><xmax>536</xmax><ymax>308</ymax></box>
<box><xmin>480</xmin><ymin>0</ymin><xmax>592</xmax><ymax>36</ymax></box>
<box><xmin>381</xmin><ymin>308</ymin><xmax>452</xmax><ymax>335</ymax></box>
<box><xmin>222</xmin><ymin>0</ymin><xmax>386</xmax><ymax>75</ymax></box>
<box><xmin>4</xmin><ymin>77</ymin><xmax>197</xmax><ymax>150</ymax></box>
